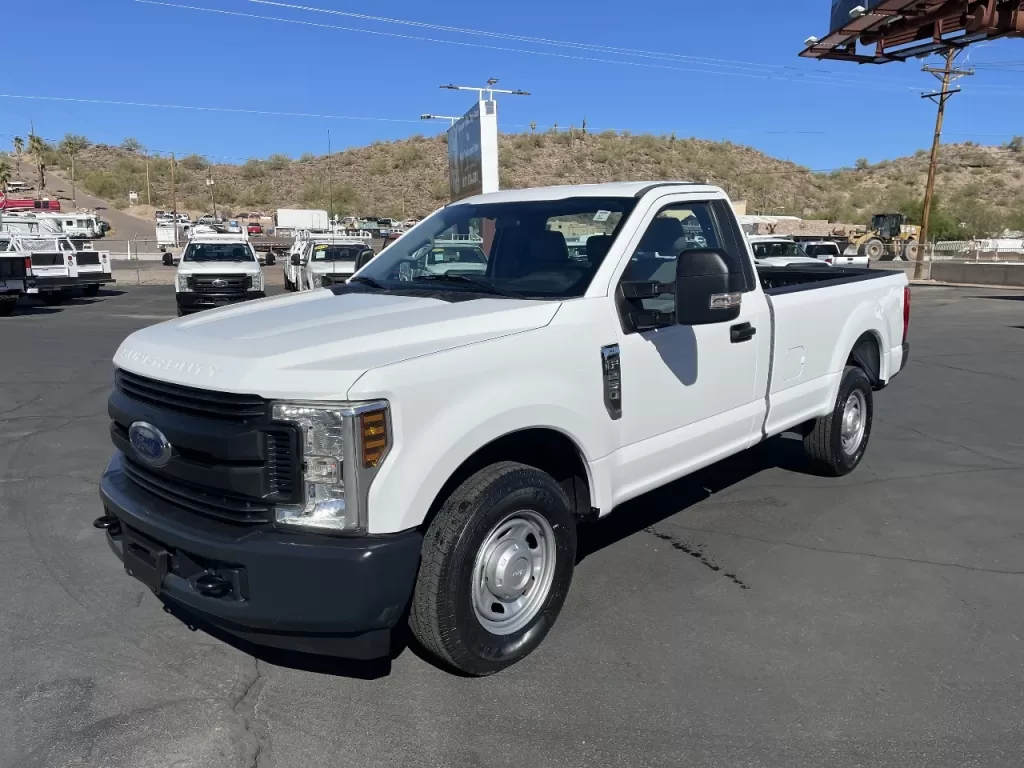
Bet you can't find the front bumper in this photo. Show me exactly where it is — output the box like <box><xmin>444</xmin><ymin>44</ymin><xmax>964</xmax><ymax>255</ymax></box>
<box><xmin>176</xmin><ymin>290</ymin><xmax>265</xmax><ymax>314</ymax></box>
<box><xmin>98</xmin><ymin>453</ymin><xmax>422</xmax><ymax>659</ymax></box>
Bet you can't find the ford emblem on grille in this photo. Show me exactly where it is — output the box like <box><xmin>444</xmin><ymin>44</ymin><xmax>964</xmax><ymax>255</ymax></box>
<box><xmin>128</xmin><ymin>421</ymin><xmax>172</xmax><ymax>467</ymax></box>
<box><xmin>212</xmin><ymin>278</ymin><xmax>228</xmax><ymax>287</ymax></box>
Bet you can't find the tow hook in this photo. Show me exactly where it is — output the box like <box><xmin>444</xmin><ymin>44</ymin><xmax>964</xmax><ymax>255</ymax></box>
<box><xmin>93</xmin><ymin>515</ymin><xmax>121</xmax><ymax>535</ymax></box>
<box><xmin>193</xmin><ymin>573</ymin><xmax>231</xmax><ymax>598</ymax></box>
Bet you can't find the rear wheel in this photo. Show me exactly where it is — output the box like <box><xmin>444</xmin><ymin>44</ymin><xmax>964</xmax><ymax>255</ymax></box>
<box><xmin>803</xmin><ymin>365</ymin><xmax>873</xmax><ymax>477</ymax></box>
<box><xmin>0</xmin><ymin>297</ymin><xmax>16</xmax><ymax>317</ymax></box>
<box><xmin>902</xmin><ymin>239</ymin><xmax>919</xmax><ymax>261</ymax></box>
<box><xmin>410</xmin><ymin>462</ymin><xmax>577</xmax><ymax>676</ymax></box>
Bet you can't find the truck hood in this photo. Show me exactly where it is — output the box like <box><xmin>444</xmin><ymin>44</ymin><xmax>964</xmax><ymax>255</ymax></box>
<box><xmin>177</xmin><ymin>260</ymin><xmax>261</xmax><ymax>275</ymax></box>
<box><xmin>114</xmin><ymin>290</ymin><xmax>560</xmax><ymax>399</ymax></box>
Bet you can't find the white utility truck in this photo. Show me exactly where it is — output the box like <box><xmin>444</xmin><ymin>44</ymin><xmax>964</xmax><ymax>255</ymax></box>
<box><xmin>96</xmin><ymin>182</ymin><xmax>911</xmax><ymax>676</ymax></box>
<box><xmin>0</xmin><ymin>231</ymin><xmax>114</xmax><ymax>302</ymax></box>
<box><xmin>173</xmin><ymin>232</ymin><xmax>265</xmax><ymax>316</ymax></box>
<box><xmin>0</xmin><ymin>247</ymin><xmax>30</xmax><ymax>316</ymax></box>
<box><xmin>294</xmin><ymin>236</ymin><xmax>375</xmax><ymax>291</ymax></box>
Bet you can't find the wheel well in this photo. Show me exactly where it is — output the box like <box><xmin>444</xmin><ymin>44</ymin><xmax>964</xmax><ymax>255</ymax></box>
<box><xmin>422</xmin><ymin>428</ymin><xmax>593</xmax><ymax>532</ymax></box>
<box><xmin>847</xmin><ymin>332</ymin><xmax>881</xmax><ymax>387</ymax></box>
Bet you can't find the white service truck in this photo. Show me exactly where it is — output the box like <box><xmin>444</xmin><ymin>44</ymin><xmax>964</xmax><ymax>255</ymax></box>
<box><xmin>173</xmin><ymin>233</ymin><xmax>265</xmax><ymax>316</ymax></box>
<box><xmin>96</xmin><ymin>182</ymin><xmax>911</xmax><ymax>676</ymax></box>
<box><xmin>293</xmin><ymin>236</ymin><xmax>375</xmax><ymax>291</ymax></box>
<box><xmin>0</xmin><ymin>231</ymin><xmax>114</xmax><ymax>302</ymax></box>
<box><xmin>0</xmin><ymin>248</ymin><xmax>30</xmax><ymax>316</ymax></box>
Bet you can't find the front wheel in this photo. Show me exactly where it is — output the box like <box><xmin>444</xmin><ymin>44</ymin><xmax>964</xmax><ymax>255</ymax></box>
<box><xmin>803</xmin><ymin>365</ymin><xmax>873</xmax><ymax>477</ymax></box>
<box><xmin>410</xmin><ymin>462</ymin><xmax>577</xmax><ymax>676</ymax></box>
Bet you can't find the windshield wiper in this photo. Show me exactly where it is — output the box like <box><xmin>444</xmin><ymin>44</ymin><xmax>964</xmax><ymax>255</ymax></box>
<box><xmin>413</xmin><ymin>273</ymin><xmax>525</xmax><ymax>299</ymax></box>
<box><xmin>348</xmin><ymin>275</ymin><xmax>388</xmax><ymax>290</ymax></box>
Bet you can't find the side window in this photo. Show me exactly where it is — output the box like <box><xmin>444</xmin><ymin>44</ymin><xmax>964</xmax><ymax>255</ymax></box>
<box><xmin>621</xmin><ymin>202</ymin><xmax>720</xmax><ymax>313</ymax></box>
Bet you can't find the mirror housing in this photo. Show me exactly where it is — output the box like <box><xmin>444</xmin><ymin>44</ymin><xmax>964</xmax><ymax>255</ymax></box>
<box><xmin>675</xmin><ymin>249</ymin><xmax>741</xmax><ymax>325</ymax></box>
<box><xmin>355</xmin><ymin>249</ymin><xmax>375</xmax><ymax>271</ymax></box>
<box><xmin>291</xmin><ymin>254</ymin><xmax>301</xmax><ymax>266</ymax></box>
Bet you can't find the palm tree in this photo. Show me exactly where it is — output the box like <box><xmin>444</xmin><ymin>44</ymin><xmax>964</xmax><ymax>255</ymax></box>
<box><xmin>0</xmin><ymin>159</ymin><xmax>11</xmax><ymax>193</ymax></box>
<box><xmin>28</xmin><ymin>133</ymin><xmax>46</xmax><ymax>194</ymax></box>
<box><xmin>12</xmin><ymin>136</ymin><xmax>23</xmax><ymax>180</ymax></box>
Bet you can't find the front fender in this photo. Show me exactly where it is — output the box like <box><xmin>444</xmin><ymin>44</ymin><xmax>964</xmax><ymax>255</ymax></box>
<box><xmin>350</xmin><ymin>315</ymin><xmax>618</xmax><ymax>534</ymax></box>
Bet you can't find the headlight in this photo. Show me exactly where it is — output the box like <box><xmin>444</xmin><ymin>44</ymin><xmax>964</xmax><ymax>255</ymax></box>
<box><xmin>176</xmin><ymin>274</ymin><xmax>191</xmax><ymax>292</ymax></box>
<box><xmin>252</xmin><ymin>271</ymin><xmax>264</xmax><ymax>291</ymax></box>
<box><xmin>271</xmin><ymin>401</ymin><xmax>391</xmax><ymax>533</ymax></box>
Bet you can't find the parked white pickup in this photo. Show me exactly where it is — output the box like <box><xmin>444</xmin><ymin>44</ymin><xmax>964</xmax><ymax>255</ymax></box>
<box><xmin>100</xmin><ymin>181</ymin><xmax>910</xmax><ymax>676</ymax></box>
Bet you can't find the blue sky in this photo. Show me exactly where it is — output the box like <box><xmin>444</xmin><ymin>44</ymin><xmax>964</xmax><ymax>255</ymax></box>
<box><xmin>2</xmin><ymin>0</ymin><xmax>1020</xmax><ymax>169</ymax></box>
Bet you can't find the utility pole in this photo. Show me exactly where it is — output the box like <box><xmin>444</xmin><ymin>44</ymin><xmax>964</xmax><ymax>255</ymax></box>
<box><xmin>916</xmin><ymin>49</ymin><xmax>973</xmax><ymax>279</ymax></box>
<box><xmin>170</xmin><ymin>152</ymin><xmax>177</xmax><ymax>216</ymax></box>
<box><xmin>70</xmin><ymin>153</ymin><xmax>76</xmax><ymax>208</ymax></box>
<box><xmin>145</xmin><ymin>152</ymin><xmax>152</xmax><ymax>207</ymax></box>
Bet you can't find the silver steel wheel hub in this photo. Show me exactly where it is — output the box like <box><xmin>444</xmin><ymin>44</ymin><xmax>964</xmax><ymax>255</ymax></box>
<box><xmin>471</xmin><ymin>511</ymin><xmax>557</xmax><ymax>636</ymax></box>
<box><xmin>841</xmin><ymin>390</ymin><xmax>866</xmax><ymax>455</ymax></box>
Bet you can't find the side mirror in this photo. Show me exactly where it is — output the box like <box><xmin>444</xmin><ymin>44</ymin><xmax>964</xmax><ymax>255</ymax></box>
<box><xmin>291</xmin><ymin>254</ymin><xmax>301</xmax><ymax>266</ymax></box>
<box><xmin>266</xmin><ymin>253</ymin><xmax>276</xmax><ymax>266</ymax></box>
<box><xmin>162</xmin><ymin>253</ymin><xmax>174</xmax><ymax>267</ymax></box>
<box><xmin>675</xmin><ymin>249</ymin><xmax>741</xmax><ymax>325</ymax></box>
<box><xmin>355</xmin><ymin>249</ymin><xmax>374</xmax><ymax>271</ymax></box>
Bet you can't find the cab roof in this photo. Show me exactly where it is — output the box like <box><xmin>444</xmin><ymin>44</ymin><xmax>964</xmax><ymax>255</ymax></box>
<box><xmin>453</xmin><ymin>181</ymin><xmax>722</xmax><ymax>206</ymax></box>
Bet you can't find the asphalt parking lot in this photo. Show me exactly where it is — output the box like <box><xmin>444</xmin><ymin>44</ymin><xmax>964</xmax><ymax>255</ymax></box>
<box><xmin>2</xmin><ymin>285</ymin><xmax>1023</xmax><ymax>768</ymax></box>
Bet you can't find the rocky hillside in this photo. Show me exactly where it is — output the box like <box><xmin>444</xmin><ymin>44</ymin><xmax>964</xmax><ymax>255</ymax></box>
<box><xmin>6</xmin><ymin>131</ymin><xmax>1024</xmax><ymax>239</ymax></box>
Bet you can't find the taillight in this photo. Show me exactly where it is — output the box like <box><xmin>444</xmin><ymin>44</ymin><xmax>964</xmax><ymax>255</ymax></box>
<box><xmin>903</xmin><ymin>285</ymin><xmax>911</xmax><ymax>343</ymax></box>
<box><xmin>825</xmin><ymin>258</ymin><xmax>833</xmax><ymax>265</ymax></box>
<box><xmin>24</xmin><ymin>257</ymin><xmax>32</xmax><ymax>273</ymax></box>
<box><xmin>66</xmin><ymin>254</ymin><xmax>74</xmax><ymax>265</ymax></box>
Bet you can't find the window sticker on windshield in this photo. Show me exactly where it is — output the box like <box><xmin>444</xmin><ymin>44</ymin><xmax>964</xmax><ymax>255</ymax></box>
<box><xmin>315</xmin><ymin>244</ymin><xmax>328</xmax><ymax>251</ymax></box>
<box><xmin>593</xmin><ymin>210</ymin><xmax>611</xmax><ymax>222</ymax></box>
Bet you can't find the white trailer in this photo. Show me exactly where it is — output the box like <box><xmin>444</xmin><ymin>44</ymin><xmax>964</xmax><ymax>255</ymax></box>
<box><xmin>274</xmin><ymin>208</ymin><xmax>329</xmax><ymax>237</ymax></box>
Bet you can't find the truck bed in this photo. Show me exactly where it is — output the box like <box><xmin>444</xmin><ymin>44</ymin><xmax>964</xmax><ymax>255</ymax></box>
<box><xmin>757</xmin><ymin>265</ymin><xmax>893</xmax><ymax>295</ymax></box>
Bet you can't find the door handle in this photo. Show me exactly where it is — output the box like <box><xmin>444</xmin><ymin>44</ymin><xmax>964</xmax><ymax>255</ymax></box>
<box><xmin>730</xmin><ymin>322</ymin><xmax>756</xmax><ymax>343</ymax></box>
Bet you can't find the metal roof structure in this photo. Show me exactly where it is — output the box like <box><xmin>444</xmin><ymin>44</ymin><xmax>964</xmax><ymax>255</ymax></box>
<box><xmin>801</xmin><ymin>0</ymin><xmax>1024</xmax><ymax>63</ymax></box>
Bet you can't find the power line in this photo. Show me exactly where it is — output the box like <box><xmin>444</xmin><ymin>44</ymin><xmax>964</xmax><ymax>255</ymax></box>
<box><xmin>133</xmin><ymin>0</ymin><xmax>938</xmax><ymax>94</ymax></box>
<box><xmin>250</xmin><ymin>0</ymin><xmax>918</xmax><ymax>82</ymax></box>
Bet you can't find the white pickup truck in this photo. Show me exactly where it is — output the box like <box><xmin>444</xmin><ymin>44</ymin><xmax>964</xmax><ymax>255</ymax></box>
<box><xmin>173</xmin><ymin>233</ymin><xmax>265</xmax><ymax>316</ymax></box>
<box><xmin>96</xmin><ymin>182</ymin><xmax>910</xmax><ymax>676</ymax></box>
<box><xmin>0</xmin><ymin>231</ymin><xmax>114</xmax><ymax>303</ymax></box>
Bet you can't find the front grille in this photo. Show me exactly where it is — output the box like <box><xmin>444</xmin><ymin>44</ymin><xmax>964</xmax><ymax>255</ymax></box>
<box><xmin>76</xmin><ymin>252</ymin><xmax>100</xmax><ymax>266</ymax></box>
<box><xmin>266</xmin><ymin>430</ymin><xmax>297</xmax><ymax>497</ymax></box>
<box><xmin>189</xmin><ymin>274</ymin><xmax>250</xmax><ymax>294</ymax></box>
<box><xmin>122</xmin><ymin>457</ymin><xmax>271</xmax><ymax>525</ymax></box>
<box><xmin>116</xmin><ymin>370</ymin><xmax>266</xmax><ymax>422</ymax></box>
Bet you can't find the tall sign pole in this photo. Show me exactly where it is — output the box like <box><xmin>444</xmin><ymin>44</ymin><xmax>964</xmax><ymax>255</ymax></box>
<box><xmin>916</xmin><ymin>50</ymin><xmax>973</xmax><ymax>279</ymax></box>
<box><xmin>438</xmin><ymin>80</ymin><xmax>529</xmax><ymax>202</ymax></box>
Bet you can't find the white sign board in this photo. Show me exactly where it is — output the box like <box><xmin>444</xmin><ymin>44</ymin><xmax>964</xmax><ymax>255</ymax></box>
<box><xmin>447</xmin><ymin>99</ymin><xmax>499</xmax><ymax>202</ymax></box>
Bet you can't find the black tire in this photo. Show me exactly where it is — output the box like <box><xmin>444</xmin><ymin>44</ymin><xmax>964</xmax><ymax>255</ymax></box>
<box><xmin>803</xmin><ymin>365</ymin><xmax>873</xmax><ymax>477</ymax></box>
<box><xmin>177</xmin><ymin>307</ymin><xmax>187</xmax><ymax>317</ymax></box>
<box><xmin>83</xmin><ymin>284</ymin><xmax>100</xmax><ymax>297</ymax></box>
<box><xmin>0</xmin><ymin>298</ymin><xmax>16</xmax><ymax>317</ymax></box>
<box><xmin>410</xmin><ymin>461</ymin><xmax>577</xmax><ymax>676</ymax></box>
<box><xmin>42</xmin><ymin>292</ymin><xmax>64</xmax><ymax>306</ymax></box>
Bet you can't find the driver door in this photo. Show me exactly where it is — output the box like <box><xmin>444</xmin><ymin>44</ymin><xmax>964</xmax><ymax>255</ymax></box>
<box><xmin>612</xmin><ymin>199</ymin><xmax>767</xmax><ymax>498</ymax></box>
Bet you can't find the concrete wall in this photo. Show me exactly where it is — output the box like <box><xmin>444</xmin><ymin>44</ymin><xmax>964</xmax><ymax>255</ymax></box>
<box><xmin>930</xmin><ymin>262</ymin><xmax>1024</xmax><ymax>287</ymax></box>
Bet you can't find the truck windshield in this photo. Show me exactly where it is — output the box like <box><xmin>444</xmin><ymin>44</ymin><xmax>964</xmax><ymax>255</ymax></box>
<box><xmin>311</xmin><ymin>244</ymin><xmax>364</xmax><ymax>261</ymax></box>
<box><xmin>354</xmin><ymin>197</ymin><xmax>636</xmax><ymax>299</ymax></box>
<box><xmin>182</xmin><ymin>243</ymin><xmax>255</xmax><ymax>262</ymax></box>
<box><xmin>752</xmin><ymin>241</ymin><xmax>808</xmax><ymax>259</ymax></box>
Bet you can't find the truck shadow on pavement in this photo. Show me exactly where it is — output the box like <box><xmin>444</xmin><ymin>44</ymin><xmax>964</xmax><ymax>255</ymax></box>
<box><xmin>576</xmin><ymin>434</ymin><xmax>810</xmax><ymax>562</ymax></box>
